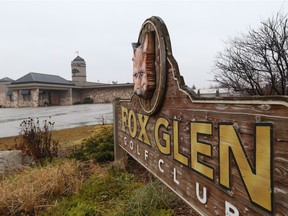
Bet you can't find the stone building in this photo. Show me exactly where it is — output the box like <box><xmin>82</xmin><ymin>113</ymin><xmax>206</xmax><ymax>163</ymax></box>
<box><xmin>0</xmin><ymin>77</ymin><xmax>14</xmax><ymax>107</ymax></box>
<box><xmin>0</xmin><ymin>56</ymin><xmax>133</xmax><ymax>107</ymax></box>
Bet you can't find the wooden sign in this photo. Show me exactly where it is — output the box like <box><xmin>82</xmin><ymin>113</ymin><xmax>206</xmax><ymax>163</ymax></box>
<box><xmin>114</xmin><ymin>16</ymin><xmax>288</xmax><ymax>215</ymax></box>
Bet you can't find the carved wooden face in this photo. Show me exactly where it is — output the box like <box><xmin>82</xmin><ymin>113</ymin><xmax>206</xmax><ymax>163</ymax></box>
<box><xmin>132</xmin><ymin>32</ymin><xmax>155</xmax><ymax>99</ymax></box>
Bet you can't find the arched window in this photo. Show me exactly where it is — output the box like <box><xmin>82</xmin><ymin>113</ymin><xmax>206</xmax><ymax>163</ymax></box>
<box><xmin>72</xmin><ymin>69</ymin><xmax>79</xmax><ymax>77</ymax></box>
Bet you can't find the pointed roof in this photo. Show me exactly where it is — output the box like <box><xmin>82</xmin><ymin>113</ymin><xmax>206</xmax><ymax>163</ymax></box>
<box><xmin>0</xmin><ymin>77</ymin><xmax>14</xmax><ymax>82</ymax></box>
<box><xmin>72</xmin><ymin>55</ymin><xmax>85</xmax><ymax>61</ymax></box>
<box><xmin>12</xmin><ymin>72</ymin><xmax>74</xmax><ymax>86</ymax></box>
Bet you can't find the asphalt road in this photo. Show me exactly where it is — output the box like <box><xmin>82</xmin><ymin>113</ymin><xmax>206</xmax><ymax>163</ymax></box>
<box><xmin>0</xmin><ymin>104</ymin><xmax>113</xmax><ymax>138</ymax></box>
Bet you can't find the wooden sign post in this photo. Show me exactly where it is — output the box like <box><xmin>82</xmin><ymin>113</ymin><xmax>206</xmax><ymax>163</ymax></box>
<box><xmin>114</xmin><ymin>16</ymin><xmax>288</xmax><ymax>215</ymax></box>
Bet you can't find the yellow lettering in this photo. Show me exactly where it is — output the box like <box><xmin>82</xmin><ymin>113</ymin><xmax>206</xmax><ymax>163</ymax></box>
<box><xmin>121</xmin><ymin>106</ymin><xmax>128</xmax><ymax>132</ymax></box>
<box><xmin>191</xmin><ymin>122</ymin><xmax>214</xmax><ymax>180</ymax></box>
<box><xmin>128</xmin><ymin>110</ymin><xmax>137</xmax><ymax>138</ymax></box>
<box><xmin>219</xmin><ymin>123</ymin><xmax>272</xmax><ymax>211</ymax></box>
<box><xmin>155</xmin><ymin>117</ymin><xmax>170</xmax><ymax>155</ymax></box>
<box><xmin>137</xmin><ymin>113</ymin><xmax>151</xmax><ymax>145</ymax></box>
<box><xmin>173</xmin><ymin>120</ymin><xmax>188</xmax><ymax>166</ymax></box>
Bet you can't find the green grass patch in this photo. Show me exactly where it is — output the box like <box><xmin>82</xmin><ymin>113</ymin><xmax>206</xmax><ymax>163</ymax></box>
<box><xmin>125</xmin><ymin>180</ymin><xmax>179</xmax><ymax>216</ymax></box>
<box><xmin>42</xmin><ymin>163</ymin><xmax>142</xmax><ymax>216</ymax></box>
<box><xmin>41</xmin><ymin>162</ymin><xmax>180</xmax><ymax>216</ymax></box>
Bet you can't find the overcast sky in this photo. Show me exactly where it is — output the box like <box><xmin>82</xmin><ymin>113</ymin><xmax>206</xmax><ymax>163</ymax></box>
<box><xmin>0</xmin><ymin>0</ymin><xmax>287</xmax><ymax>89</ymax></box>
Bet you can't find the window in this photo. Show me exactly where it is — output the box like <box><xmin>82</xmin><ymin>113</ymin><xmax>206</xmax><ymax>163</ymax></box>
<box><xmin>72</xmin><ymin>69</ymin><xmax>80</xmax><ymax>77</ymax></box>
<box><xmin>20</xmin><ymin>89</ymin><xmax>31</xmax><ymax>101</ymax></box>
<box><xmin>7</xmin><ymin>89</ymin><xmax>13</xmax><ymax>101</ymax></box>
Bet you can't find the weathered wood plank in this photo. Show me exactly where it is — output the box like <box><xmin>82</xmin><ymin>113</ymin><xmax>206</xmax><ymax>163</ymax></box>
<box><xmin>115</xmin><ymin>16</ymin><xmax>288</xmax><ymax>216</ymax></box>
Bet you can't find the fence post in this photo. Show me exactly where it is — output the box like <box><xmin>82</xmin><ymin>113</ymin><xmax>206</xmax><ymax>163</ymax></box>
<box><xmin>113</xmin><ymin>98</ymin><xmax>126</xmax><ymax>161</ymax></box>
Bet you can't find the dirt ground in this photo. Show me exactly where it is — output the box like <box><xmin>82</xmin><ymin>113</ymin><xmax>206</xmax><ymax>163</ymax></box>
<box><xmin>0</xmin><ymin>125</ymin><xmax>98</xmax><ymax>151</ymax></box>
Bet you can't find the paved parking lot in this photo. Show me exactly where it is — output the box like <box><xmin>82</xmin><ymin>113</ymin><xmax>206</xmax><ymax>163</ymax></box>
<box><xmin>0</xmin><ymin>104</ymin><xmax>113</xmax><ymax>138</ymax></box>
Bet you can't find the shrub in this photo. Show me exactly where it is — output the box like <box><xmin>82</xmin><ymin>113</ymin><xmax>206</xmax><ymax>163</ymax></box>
<box><xmin>72</xmin><ymin>97</ymin><xmax>93</xmax><ymax>105</ymax></box>
<box><xmin>71</xmin><ymin>125</ymin><xmax>114</xmax><ymax>163</ymax></box>
<box><xmin>15</xmin><ymin>117</ymin><xmax>59</xmax><ymax>163</ymax></box>
<box><xmin>73</xmin><ymin>101</ymin><xmax>82</xmax><ymax>105</ymax></box>
<box><xmin>83</xmin><ymin>97</ymin><xmax>94</xmax><ymax>104</ymax></box>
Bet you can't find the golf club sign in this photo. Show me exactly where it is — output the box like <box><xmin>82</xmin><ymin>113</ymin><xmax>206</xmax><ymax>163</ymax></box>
<box><xmin>114</xmin><ymin>17</ymin><xmax>288</xmax><ymax>215</ymax></box>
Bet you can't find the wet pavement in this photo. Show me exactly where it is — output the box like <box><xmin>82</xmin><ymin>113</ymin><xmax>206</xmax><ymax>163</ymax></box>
<box><xmin>0</xmin><ymin>104</ymin><xmax>113</xmax><ymax>138</ymax></box>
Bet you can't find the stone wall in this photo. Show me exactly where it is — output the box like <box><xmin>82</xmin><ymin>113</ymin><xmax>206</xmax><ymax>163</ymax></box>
<box><xmin>60</xmin><ymin>89</ymin><xmax>73</xmax><ymax>106</ymax></box>
<box><xmin>0</xmin><ymin>92</ymin><xmax>5</xmax><ymax>107</ymax></box>
<box><xmin>73</xmin><ymin>85</ymin><xmax>133</xmax><ymax>104</ymax></box>
<box><xmin>10</xmin><ymin>90</ymin><xmax>19</xmax><ymax>107</ymax></box>
<box><xmin>17</xmin><ymin>89</ymin><xmax>39</xmax><ymax>107</ymax></box>
<box><xmin>0</xmin><ymin>85</ymin><xmax>133</xmax><ymax>107</ymax></box>
<box><xmin>0</xmin><ymin>82</ymin><xmax>9</xmax><ymax>107</ymax></box>
<box><xmin>38</xmin><ymin>91</ymin><xmax>50</xmax><ymax>107</ymax></box>
<box><xmin>0</xmin><ymin>89</ymin><xmax>20</xmax><ymax>108</ymax></box>
<box><xmin>31</xmin><ymin>89</ymin><xmax>39</xmax><ymax>107</ymax></box>
<box><xmin>72</xmin><ymin>89</ymin><xmax>82</xmax><ymax>104</ymax></box>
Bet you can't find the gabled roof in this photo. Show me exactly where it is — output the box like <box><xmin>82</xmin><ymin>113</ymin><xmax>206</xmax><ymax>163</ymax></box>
<box><xmin>72</xmin><ymin>56</ymin><xmax>85</xmax><ymax>61</ymax></box>
<box><xmin>11</xmin><ymin>72</ymin><xmax>74</xmax><ymax>86</ymax></box>
<box><xmin>0</xmin><ymin>77</ymin><xmax>14</xmax><ymax>82</ymax></box>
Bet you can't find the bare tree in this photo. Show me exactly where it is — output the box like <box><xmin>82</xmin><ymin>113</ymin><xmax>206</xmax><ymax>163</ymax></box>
<box><xmin>213</xmin><ymin>12</ymin><xmax>288</xmax><ymax>96</ymax></box>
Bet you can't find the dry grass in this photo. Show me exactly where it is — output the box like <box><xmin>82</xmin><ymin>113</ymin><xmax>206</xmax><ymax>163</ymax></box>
<box><xmin>0</xmin><ymin>160</ymin><xmax>84</xmax><ymax>215</ymax></box>
<box><xmin>0</xmin><ymin>125</ymin><xmax>99</xmax><ymax>151</ymax></box>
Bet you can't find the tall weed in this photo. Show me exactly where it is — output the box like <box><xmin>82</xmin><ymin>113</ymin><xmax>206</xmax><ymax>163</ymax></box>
<box><xmin>15</xmin><ymin>117</ymin><xmax>58</xmax><ymax>163</ymax></box>
<box><xmin>0</xmin><ymin>160</ymin><xmax>83</xmax><ymax>215</ymax></box>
